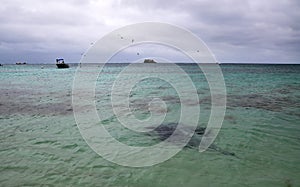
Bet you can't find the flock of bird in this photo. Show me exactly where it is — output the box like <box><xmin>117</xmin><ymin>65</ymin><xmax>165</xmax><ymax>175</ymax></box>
<box><xmin>81</xmin><ymin>34</ymin><xmax>201</xmax><ymax>58</ymax></box>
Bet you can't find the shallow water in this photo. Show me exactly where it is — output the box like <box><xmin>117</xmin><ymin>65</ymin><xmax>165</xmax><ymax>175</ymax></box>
<box><xmin>0</xmin><ymin>64</ymin><xmax>299</xmax><ymax>186</ymax></box>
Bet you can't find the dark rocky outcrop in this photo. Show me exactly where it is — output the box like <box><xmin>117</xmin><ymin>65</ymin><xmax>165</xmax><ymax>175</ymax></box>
<box><xmin>146</xmin><ymin>123</ymin><xmax>237</xmax><ymax>157</ymax></box>
<box><xmin>144</xmin><ymin>59</ymin><xmax>157</xmax><ymax>63</ymax></box>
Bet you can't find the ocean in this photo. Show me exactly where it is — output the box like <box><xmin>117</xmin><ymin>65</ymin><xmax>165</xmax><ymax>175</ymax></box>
<box><xmin>0</xmin><ymin>63</ymin><xmax>299</xmax><ymax>186</ymax></box>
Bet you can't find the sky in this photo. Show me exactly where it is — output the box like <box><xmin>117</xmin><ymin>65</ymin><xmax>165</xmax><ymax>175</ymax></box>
<box><xmin>0</xmin><ymin>0</ymin><xmax>299</xmax><ymax>64</ymax></box>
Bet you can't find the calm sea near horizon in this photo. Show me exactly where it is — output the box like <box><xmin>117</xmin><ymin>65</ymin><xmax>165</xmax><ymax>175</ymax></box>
<box><xmin>0</xmin><ymin>63</ymin><xmax>299</xmax><ymax>186</ymax></box>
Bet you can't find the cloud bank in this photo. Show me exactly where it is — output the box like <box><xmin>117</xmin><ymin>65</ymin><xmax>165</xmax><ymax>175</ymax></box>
<box><xmin>0</xmin><ymin>0</ymin><xmax>299</xmax><ymax>63</ymax></box>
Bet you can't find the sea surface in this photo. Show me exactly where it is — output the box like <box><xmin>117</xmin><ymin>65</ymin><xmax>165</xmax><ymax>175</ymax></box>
<box><xmin>0</xmin><ymin>63</ymin><xmax>299</xmax><ymax>187</ymax></box>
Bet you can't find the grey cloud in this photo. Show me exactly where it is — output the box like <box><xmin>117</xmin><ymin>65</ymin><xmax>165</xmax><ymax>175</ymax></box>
<box><xmin>118</xmin><ymin>0</ymin><xmax>300</xmax><ymax>62</ymax></box>
<box><xmin>0</xmin><ymin>0</ymin><xmax>299</xmax><ymax>63</ymax></box>
<box><xmin>184</xmin><ymin>0</ymin><xmax>300</xmax><ymax>61</ymax></box>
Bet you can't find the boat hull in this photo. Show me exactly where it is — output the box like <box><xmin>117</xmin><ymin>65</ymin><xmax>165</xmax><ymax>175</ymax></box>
<box><xmin>56</xmin><ymin>64</ymin><xmax>69</xmax><ymax>68</ymax></box>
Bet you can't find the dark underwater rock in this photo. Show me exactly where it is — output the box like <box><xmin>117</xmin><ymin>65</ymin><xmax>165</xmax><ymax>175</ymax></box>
<box><xmin>146</xmin><ymin>123</ymin><xmax>237</xmax><ymax>157</ymax></box>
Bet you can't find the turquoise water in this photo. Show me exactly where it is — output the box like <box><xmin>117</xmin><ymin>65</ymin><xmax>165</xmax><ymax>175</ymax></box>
<box><xmin>0</xmin><ymin>64</ymin><xmax>299</xmax><ymax>186</ymax></box>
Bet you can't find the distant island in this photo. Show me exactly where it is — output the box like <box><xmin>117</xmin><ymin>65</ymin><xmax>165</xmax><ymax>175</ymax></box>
<box><xmin>143</xmin><ymin>59</ymin><xmax>157</xmax><ymax>63</ymax></box>
<box><xmin>16</xmin><ymin>62</ymin><xmax>27</xmax><ymax>65</ymax></box>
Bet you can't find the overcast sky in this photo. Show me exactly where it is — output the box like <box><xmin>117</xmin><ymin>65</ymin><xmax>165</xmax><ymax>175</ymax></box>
<box><xmin>1</xmin><ymin>0</ymin><xmax>299</xmax><ymax>64</ymax></box>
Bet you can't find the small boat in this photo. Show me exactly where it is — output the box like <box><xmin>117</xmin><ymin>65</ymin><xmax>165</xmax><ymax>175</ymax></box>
<box><xmin>56</xmin><ymin>58</ymin><xmax>69</xmax><ymax>68</ymax></box>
